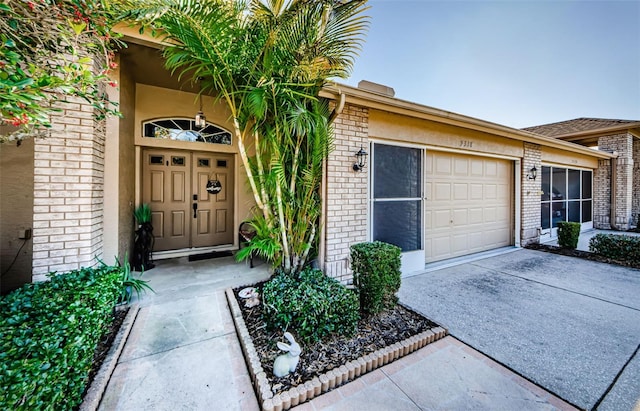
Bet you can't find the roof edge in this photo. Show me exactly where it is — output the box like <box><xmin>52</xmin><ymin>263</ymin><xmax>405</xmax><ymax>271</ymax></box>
<box><xmin>320</xmin><ymin>83</ymin><xmax>614</xmax><ymax>160</ymax></box>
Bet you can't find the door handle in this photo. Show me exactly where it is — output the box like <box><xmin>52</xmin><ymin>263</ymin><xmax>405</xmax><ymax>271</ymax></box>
<box><xmin>193</xmin><ymin>202</ymin><xmax>197</xmax><ymax>218</ymax></box>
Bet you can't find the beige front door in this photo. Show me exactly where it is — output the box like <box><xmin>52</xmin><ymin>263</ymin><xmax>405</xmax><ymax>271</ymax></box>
<box><xmin>142</xmin><ymin>149</ymin><xmax>234</xmax><ymax>252</ymax></box>
<box><xmin>425</xmin><ymin>151</ymin><xmax>513</xmax><ymax>263</ymax></box>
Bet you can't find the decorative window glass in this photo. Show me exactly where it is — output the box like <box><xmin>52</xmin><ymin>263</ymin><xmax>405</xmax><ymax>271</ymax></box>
<box><xmin>143</xmin><ymin>118</ymin><xmax>232</xmax><ymax>145</ymax></box>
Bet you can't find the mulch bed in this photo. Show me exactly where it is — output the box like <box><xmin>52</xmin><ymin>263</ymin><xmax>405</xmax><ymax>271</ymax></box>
<box><xmin>233</xmin><ymin>282</ymin><xmax>437</xmax><ymax>396</ymax></box>
<box><xmin>82</xmin><ymin>307</ymin><xmax>129</xmax><ymax>400</ymax></box>
<box><xmin>525</xmin><ymin>243</ymin><xmax>640</xmax><ymax>269</ymax></box>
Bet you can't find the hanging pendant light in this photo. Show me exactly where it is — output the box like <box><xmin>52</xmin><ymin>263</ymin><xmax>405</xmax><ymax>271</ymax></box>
<box><xmin>195</xmin><ymin>92</ymin><xmax>206</xmax><ymax>129</ymax></box>
<box><xmin>195</xmin><ymin>78</ymin><xmax>206</xmax><ymax>129</ymax></box>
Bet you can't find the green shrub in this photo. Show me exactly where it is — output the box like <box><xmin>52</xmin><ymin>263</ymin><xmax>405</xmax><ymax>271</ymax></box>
<box><xmin>589</xmin><ymin>234</ymin><xmax>640</xmax><ymax>265</ymax></box>
<box><xmin>350</xmin><ymin>241</ymin><xmax>402</xmax><ymax>315</ymax></box>
<box><xmin>557</xmin><ymin>221</ymin><xmax>581</xmax><ymax>249</ymax></box>
<box><xmin>0</xmin><ymin>264</ymin><xmax>123</xmax><ymax>410</ymax></box>
<box><xmin>261</xmin><ymin>268</ymin><xmax>359</xmax><ymax>344</ymax></box>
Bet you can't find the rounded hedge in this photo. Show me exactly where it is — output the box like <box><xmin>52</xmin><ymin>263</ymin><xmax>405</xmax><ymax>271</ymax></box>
<box><xmin>261</xmin><ymin>268</ymin><xmax>359</xmax><ymax>344</ymax></box>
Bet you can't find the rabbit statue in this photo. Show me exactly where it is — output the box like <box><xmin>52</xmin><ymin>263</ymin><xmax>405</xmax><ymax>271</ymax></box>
<box><xmin>273</xmin><ymin>332</ymin><xmax>301</xmax><ymax>377</ymax></box>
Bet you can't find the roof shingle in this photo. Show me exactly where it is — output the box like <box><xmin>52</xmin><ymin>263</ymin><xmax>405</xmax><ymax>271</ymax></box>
<box><xmin>522</xmin><ymin>117</ymin><xmax>640</xmax><ymax>137</ymax></box>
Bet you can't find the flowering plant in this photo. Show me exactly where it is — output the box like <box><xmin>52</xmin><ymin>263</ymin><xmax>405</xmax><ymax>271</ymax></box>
<box><xmin>0</xmin><ymin>0</ymin><xmax>123</xmax><ymax>143</ymax></box>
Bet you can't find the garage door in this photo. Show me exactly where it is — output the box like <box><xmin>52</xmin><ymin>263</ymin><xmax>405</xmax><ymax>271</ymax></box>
<box><xmin>425</xmin><ymin>151</ymin><xmax>513</xmax><ymax>263</ymax></box>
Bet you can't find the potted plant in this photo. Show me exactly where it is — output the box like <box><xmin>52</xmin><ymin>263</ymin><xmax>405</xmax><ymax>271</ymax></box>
<box><xmin>132</xmin><ymin>203</ymin><xmax>155</xmax><ymax>271</ymax></box>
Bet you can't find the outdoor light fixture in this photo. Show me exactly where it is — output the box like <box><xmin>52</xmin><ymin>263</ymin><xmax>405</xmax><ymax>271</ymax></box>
<box><xmin>194</xmin><ymin>93</ymin><xmax>206</xmax><ymax>129</ymax></box>
<box><xmin>353</xmin><ymin>146</ymin><xmax>368</xmax><ymax>171</ymax></box>
<box><xmin>195</xmin><ymin>78</ymin><xmax>206</xmax><ymax>129</ymax></box>
<box><xmin>527</xmin><ymin>166</ymin><xmax>538</xmax><ymax>181</ymax></box>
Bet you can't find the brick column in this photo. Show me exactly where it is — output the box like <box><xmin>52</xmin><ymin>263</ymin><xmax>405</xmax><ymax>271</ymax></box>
<box><xmin>633</xmin><ymin>138</ymin><xmax>639</xmax><ymax>227</ymax></box>
<box><xmin>31</xmin><ymin>97</ymin><xmax>105</xmax><ymax>280</ymax></box>
<box><xmin>597</xmin><ymin>133</ymin><xmax>634</xmax><ymax>230</ymax></box>
<box><xmin>323</xmin><ymin>104</ymin><xmax>368</xmax><ymax>283</ymax></box>
<box><xmin>521</xmin><ymin>142</ymin><xmax>541</xmax><ymax>245</ymax></box>
<box><xmin>593</xmin><ymin>159</ymin><xmax>611</xmax><ymax>229</ymax></box>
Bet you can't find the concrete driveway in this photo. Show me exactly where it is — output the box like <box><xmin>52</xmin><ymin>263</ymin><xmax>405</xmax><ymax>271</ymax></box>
<box><xmin>399</xmin><ymin>249</ymin><xmax>640</xmax><ymax>411</ymax></box>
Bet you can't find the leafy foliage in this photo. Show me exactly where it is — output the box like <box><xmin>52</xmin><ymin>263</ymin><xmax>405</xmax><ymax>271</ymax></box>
<box><xmin>557</xmin><ymin>221</ymin><xmax>581</xmax><ymax>249</ymax></box>
<box><xmin>114</xmin><ymin>256</ymin><xmax>153</xmax><ymax>303</ymax></box>
<box><xmin>0</xmin><ymin>0</ymin><xmax>122</xmax><ymax>144</ymax></box>
<box><xmin>261</xmin><ymin>268</ymin><xmax>359</xmax><ymax>344</ymax></box>
<box><xmin>124</xmin><ymin>0</ymin><xmax>369</xmax><ymax>274</ymax></box>
<box><xmin>0</xmin><ymin>264</ymin><xmax>123</xmax><ymax>410</ymax></box>
<box><xmin>235</xmin><ymin>218</ymin><xmax>281</xmax><ymax>264</ymax></box>
<box><xmin>350</xmin><ymin>241</ymin><xmax>401</xmax><ymax>315</ymax></box>
<box><xmin>133</xmin><ymin>203</ymin><xmax>152</xmax><ymax>224</ymax></box>
<box><xmin>589</xmin><ymin>234</ymin><xmax>640</xmax><ymax>265</ymax></box>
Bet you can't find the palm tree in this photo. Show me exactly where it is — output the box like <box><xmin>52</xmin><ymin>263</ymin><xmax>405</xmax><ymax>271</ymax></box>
<box><xmin>123</xmin><ymin>0</ymin><xmax>369</xmax><ymax>274</ymax></box>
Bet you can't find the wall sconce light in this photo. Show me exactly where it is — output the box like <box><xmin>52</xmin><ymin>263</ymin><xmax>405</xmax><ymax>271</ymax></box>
<box><xmin>527</xmin><ymin>166</ymin><xmax>537</xmax><ymax>180</ymax></box>
<box><xmin>195</xmin><ymin>78</ymin><xmax>206</xmax><ymax>129</ymax></box>
<box><xmin>353</xmin><ymin>146</ymin><xmax>368</xmax><ymax>171</ymax></box>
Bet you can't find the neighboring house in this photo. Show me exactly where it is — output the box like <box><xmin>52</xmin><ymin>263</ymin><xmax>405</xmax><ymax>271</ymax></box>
<box><xmin>523</xmin><ymin>118</ymin><xmax>640</xmax><ymax>234</ymax></box>
<box><xmin>1</xmin><ymin>31</ymin><xmax>637</xmax><ymax>292</ymax></box>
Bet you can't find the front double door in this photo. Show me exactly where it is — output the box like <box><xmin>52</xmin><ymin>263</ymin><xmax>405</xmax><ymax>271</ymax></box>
<box><xmin>142</xmin><ymin>149</ymin><xmax>234</xmax><ymax>251</ymax></box>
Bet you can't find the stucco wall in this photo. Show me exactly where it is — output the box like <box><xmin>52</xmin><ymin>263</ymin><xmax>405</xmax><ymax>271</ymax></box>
<box><xmin>540</xmin><ymin>146</ymin><xmax>599</xmax><ymax>169</ymax></box>
<box><xmin>369</xmin><ymin>110</ymin><xmax>524</xmax><ymax>159</ymax></box>
<box><xmin>104</xmin><ymin>54</ymin><xmax>138</xmax><ymax>264</ymax></box>
<box><xmin>0</xmin><ymin>136</ymin><xmax>34</xmax><ymax>293</ymax></box>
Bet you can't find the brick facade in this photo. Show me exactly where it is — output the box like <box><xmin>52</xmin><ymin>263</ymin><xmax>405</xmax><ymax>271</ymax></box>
<box><xmin>596</xmin><ymin>133</ymin><xmax>634</xmax><ymax>229</ymax></box>
<box><xmin>593</xmin><ymin>158</ymin><xmax>611</xmax><ymax>229</ymax></box>
<box><xmin>633</xmin><ymin>138</ymin><xmax>640</xmax><ymax>227</ymax></box>
<box><xmin>521</xmin><ymin>142</ymin><xmax>541</xmax><ymax>245</ymax></box>
<box><xmin>323</xmin><ymin>104</ymin><xmax>369</xmax><ymax>283</ymax></box>
<box><xmin>31</xmin><ymin>97</ymin><xmax>105</xmax><ymax>281</ymax></box>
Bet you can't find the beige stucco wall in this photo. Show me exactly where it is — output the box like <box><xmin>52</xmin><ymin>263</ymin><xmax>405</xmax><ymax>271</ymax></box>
<box><xmin>118</xmin><ymin>59</ymin><xmax>137</xmax><ymax>258</ymax></box>
<box><xmin>0</xmin><ymin>136</ymin><xmax>34</xmax><ymax>293</ymax></box>
<box><xmin>541</xmin><ymin>146</ymin><xmax>599</xmax><ymax>169</ymax></box>
<box><xmin>103</xmin><ymin>54</ymin><xmax>138</xmax><ymax>264</ymax></box>
<box><xmin>369</xmin><ymin>110</ymin><xmax>524</xmax><ymax>159</ymax></box>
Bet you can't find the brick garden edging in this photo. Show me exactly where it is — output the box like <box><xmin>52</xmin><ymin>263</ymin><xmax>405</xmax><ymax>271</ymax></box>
<box><xmin>225</xmin><ymin>288</ymin><xmax>448</xmax><ymax>411</ymax></box>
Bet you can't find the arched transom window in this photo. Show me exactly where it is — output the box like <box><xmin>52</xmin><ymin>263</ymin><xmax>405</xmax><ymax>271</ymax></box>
<box><xmin>142</xmin><ymin>118</ymin><xmax>232</xmax><ymax>145</ymax></box>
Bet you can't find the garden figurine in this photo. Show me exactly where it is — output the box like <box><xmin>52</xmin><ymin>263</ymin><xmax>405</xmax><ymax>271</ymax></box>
<box><xmin>273</xmin><ymin>332</ymin><xmax>301</xmax><ymax>377</ymax></box>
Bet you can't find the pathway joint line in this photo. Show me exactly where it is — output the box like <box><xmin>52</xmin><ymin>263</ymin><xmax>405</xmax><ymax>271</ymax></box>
<box><xmin>591</xmin><ymin>342</ymin><xmax>640</xmax><ymax>410</ymax></box>
<box><xmin>117</xmin><ymin>330</ymin><xmax>236</xmax><ymax>364</ymax></box>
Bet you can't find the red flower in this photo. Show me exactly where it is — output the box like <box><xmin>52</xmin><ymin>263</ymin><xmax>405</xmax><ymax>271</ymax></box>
<box><xmin>108</xmin><ymin>81</ymin><xmax>117</xmax><ymax>87</ymax></box>
<box><xmin>27</xmin><ymin>1</ymin><xmax>35</xmax><ymax>11</ymax></box>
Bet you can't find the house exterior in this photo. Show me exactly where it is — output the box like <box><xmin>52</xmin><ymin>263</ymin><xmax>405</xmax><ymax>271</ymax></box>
<box><xmin>1</xmin><ymin>30</ymin><xmax>637</xmax><ymax>292</ymax></box>
<box><xmin>523</xmin><ymin>118</ymin><xmax>640</xmax><ymax>233</ymax></box>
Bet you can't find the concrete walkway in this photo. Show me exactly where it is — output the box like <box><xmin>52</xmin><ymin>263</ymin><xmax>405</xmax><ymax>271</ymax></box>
<box><xmin>98</xmin><ymin>254</ymin><xmax>576</xmax><ymax>410</ymax></box>
<box><xmin>99</xmin><ymin>256</ymin><xmax>271</xmax><ymax>410</ymax></box>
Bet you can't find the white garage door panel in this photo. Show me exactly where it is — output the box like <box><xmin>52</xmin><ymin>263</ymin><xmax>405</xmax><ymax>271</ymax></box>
<box><xmin>426</xmin><ymin>151</ymin><xmax>513</xmax><ymax>263</ymax></box>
